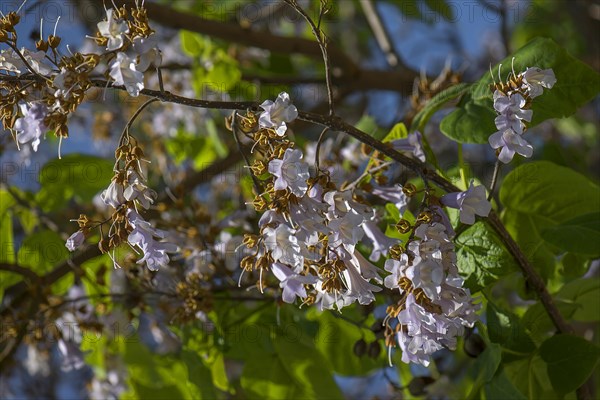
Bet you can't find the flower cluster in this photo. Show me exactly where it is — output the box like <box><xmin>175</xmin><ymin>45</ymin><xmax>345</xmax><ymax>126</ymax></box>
<box><xmin>488</xmin><ymin>62</ymin><xmax>556</xmax><ymax>163</ymax></box>
<box><xmin>94</xmin><ymin>5</ymin><xmax>161</xmax><ymax>96</ymax></box>
<box><xmin>236</xmin><ymin>92</ymin><xmax>420</xmax><ymax>311</ymax></box>
<box><xmin>383</xmin><ymin>217</ymin><xmax>480</xmax><ymax>366</ymax></box>
<box><xmin>66</xmin><ymin>138</ymin><xmax>176</xmax><ymax>270</ymax></box>
<box><xmin>0</xmin><ymin>3</ymin><xmax>160</xmax><ymax>157</ymax></box>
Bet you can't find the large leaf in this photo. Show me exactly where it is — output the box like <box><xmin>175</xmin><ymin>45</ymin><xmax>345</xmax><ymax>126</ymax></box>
<box><xmin>441</xmin><ymin>38</ymin><xmax>600</xmax><ymax>143</ymax></box>
<box><xmin>484</xmin><ymin>369</ymin><xmax>527</xmax><ymax>400</ymax></box>
<box><xmin>35</xmin><ymin>154</ymin><xmax>113</xmax><ymax>212</ymax></box>
<box><xmin>455</xmin><ymin>222</ymin><xmax>518</xmax><ymax>292</ymax></box>
<box><xmin>504</xmin><ymin>353</ymin><xmax>562</xmax><ymax>400</ymax></box>
<box><xmin>467</xmin><ymin>343</ymin><xmax>502</xmax><ymax>398</ymax></box>
<box><xmin>555</xmin><ymin>278</ymin><xmax>600</xmax><ymax>322</ymax></box>
<box><xmin>541</xmin><ymin>212</ymin><xmax>600</xmax><ymax>257</ymax></box>
<box><xmin>500</xmin><ymin>161</ymin><xmax>600</xmax><ymax>279</ymax></box>
<box><xmin>410</xmin><ymin>82</ymin><xmax>470</xmax><ymax>132</ymax></box>
<box><xmin>540</xmin><ymin>334</ymin><xmax>600</xmax><ymax>396</ymax></box>
<box><xmin>307</xmin><ymin>308</ymin><xmax>385</xmax><ymax>376</ymax></box>
<box><xmin>486</xmin><ymin>302</ymin><xmax>536</xmax><ymax>355</ymax></box>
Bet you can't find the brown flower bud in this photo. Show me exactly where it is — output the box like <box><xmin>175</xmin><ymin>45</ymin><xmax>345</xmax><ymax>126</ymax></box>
<box><xmin>395</xmin><ymin>219</ymin><xmax>412</xmax><ymax>234</ymax></box>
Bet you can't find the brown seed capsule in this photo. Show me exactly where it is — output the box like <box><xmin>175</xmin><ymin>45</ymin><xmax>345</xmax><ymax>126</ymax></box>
<box><xmin>48</xmin><ymin>34</ymin><xmax>61</xmax><ymax>48</ymax></box>
<box><xmin>353</xmin><ymin>339</ymin><xmax>367</xmax><ymax>357</ymax></box>
<box><xmin>463</xmin><ymin>333</ymin><xmax>486</xmax><ymax>358</ymax></box>
<box><xmin>367</xmin><ymin>340</ymin><xmax>381</xmax><ymax>359</ymax></box>
<box><xmin>402</xmin><ymin>183</ymin><xmax>417</xmax><ymax>197</ymax></box>
<box><xmin>408</xmin><ymin>376</ymin><xmax>436</xmax><ymax>396</ymax></box>
<box><xmin>35</xmin><ymin>39</ymin><xmax>49</xmax><ymax>52</ymax></box>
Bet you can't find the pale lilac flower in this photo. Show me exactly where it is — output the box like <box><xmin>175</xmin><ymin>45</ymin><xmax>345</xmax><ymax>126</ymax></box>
<box><xmin>391</xmin><ymin>131</ymin><xmax>426</xmax><ymax>162</ymax></box>
<box><xmin>262</xmin><ymin>223</ymin><xmax>303</xmax><ymax>268</ymax></box>
<box><xmin>328</xmin><ymin>211</ymin><xmax>365</xmax><ymax>247</ymax></box>
<box><xmin>101</xmin><ymin>179</ymin><xmax>126</xmax><ymax>209</ymax></box>
<box><xmin>493</xmin><ymin>91</ymin><xmax>532</xmax><ymax>134</ymax></box>
<box><xmin>271</xmin><ymin>262</ymin><xmax>318</xmax><ymax>303</ymax></box>
<box><xmin>14</xmin><ymin>103</ymin><xmax>47</xmax><ymax>152</ymax></box>
<box><xmin>109</xmin><ymin>52</ymin><xmax>144</xmax><ymax>97</ymax></box>
<box><xmin>441</xmin><ymin>182</ymin><xmax>492</xmax><ymax>225</ymax></box>
<box><xmin>0</xmin><ymin>48</ymin><xmax>21</xmax><ymax>73</ymax></box>
<box><xmin>405</xmin><ymin>259</ymin><xmax>444</xmax><ymax>300</ymax></box>
<box><xmin>371</xmin><ymin>184</ymin><xmax>408</xmax><ymax>215</ymax></box>
<box><xmin>362</xmin><ymin>220</ymin><xmax>399</xmax><ymax>262</ymax></box>
<box><xmin>259</xmin><ymin>92</ymin><xmax>298</xmax><ymax>136</ymax></box>
<box><xmin>342</xmin><ymin>260</ymin><xmax>382</xmax><ymax>305</ymax></box>
<box><xmin>127</xmin><ymin>210</ymin><xmax>178</xmax><ymax>271</ymax></box>
<box><xmin>384</xmin><ymin>254</ymin><xmax>410</xmax><ymax>290</ymax></box>
<box><xmin>268</xmin><ymin>148</ymin><xmax>309</xmax><ymax>197</ymax></box>
<box><xmin>124</xmin><ymin>170</ymin><xmax>156</xmax><ymax>209</ymax></box>
<box><xmin>488</xmin><ymin>128</ymin><xmax>533</xmax><ymax>164</ymax></box>
<box><xmin>97</xmin><ymin>9</ymin><xmax>129</xmax><ymax>51</ymax></box>
<box><xmin>65</xmin><ymin>231</ymin><xmax>85</xmax><ymax>252</ymax></box>
<box><xmin>522</xmin><ymin>67</ymin><xmax>556</xmax><ymax>98</ymax></box>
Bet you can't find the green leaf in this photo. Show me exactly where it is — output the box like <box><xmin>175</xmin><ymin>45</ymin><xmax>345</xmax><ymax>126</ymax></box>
<box><xmin>355</xmin><ymin>115</ymin><xmax>385</xmax><ymax>140</ymax></box>
<box><xmin>500</xmin><ymin>161</ymin><xmax>600</xmax><ymax>279</ymax></box>
<box><xmin>180</xmin><ymin>30</ymin><xmax>209</xmax><ymax>56</ymax></box>
<box><xmin>467</xmin><ymin>343</ymin><xmax>502</xmax><ymax>399</ymax></box>
<box><xmin>485</xmin><ymin>369</ymin><xmax>527</xmax><ymax>400</ymax></box>
<box><xmin>308</xmin><ymin>308</ymin><xmax>384</xmax><ymax>376</ymax></box>
<box><xmin>0</xmin><ymin>189</ymin><xmax>15</xmax><ymax>264</ymax></box>
<box><xmin>410</xmin><ymin>83</ymin><xmax>470</xmax><ymax>132</ymax></box>
<box><xmin>540</xmin><ymin>334</ymin><xmax>600</xmax><ymax>395</ymax></box>
<box><xmin>441</xmin><ymin>38</ymin><xmax>600</xmax><ymax>143</ymax></box>
<box><xmin>541</xmin><ymin>212</ymin><xmax>600</xmax><ymax>257</ymax></box>
<box><xmin>382</xmin><ymin>122</ymin><xmax>408</xmax><ymax>142</ymax></box>
<box><xmin>486</xmin><ymin>302</ymin><xmax>536</xmax><ymax>355</ymax></box>
<box><xmin>17</xmin><ymin>230</ymin><xmax>69</xmax><ymax>272</ymax></box>
<box><xmin>455</xmin><ymin>222</ymin><xmax>518</xmax><ymax>292</ymax></box>
<box><xmin>504</xmin><ymin>353</ymin><xmax>562</xmax><ymax>400</ymax></box>
<box><xmin>35</xmin><ymin>154</ymin><xmax>113</xmax><ymax>212</ymax></box>
<box><xmin>556</xmin><ymin>278</ymin><xmax>600</xmax><ymax>322</ymax></box>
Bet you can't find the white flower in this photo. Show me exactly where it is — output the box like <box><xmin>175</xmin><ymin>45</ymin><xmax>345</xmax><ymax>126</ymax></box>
<box><xmin>384</xmin><ymin>254</ymin><xmax>410</xmax><ymax>290</ymax></box>
<box><xmin>133</xmin><ymin>35</ymin><xmax>162</xmax><ymax>72</ymax></box>
<box><xmin>127</xmin><ymin>210</ymin><xmax>178</xmax><ymax>271</ymax></box>
<box><xmin>259</xmin><ymin>92</ymin><xmax>298</xmax><ymax>136</ymax></box>
<box><xmin>109</xmin><ymin>52</ymin><xmax>144</xmax><ymax>97</ymax></box>
<box><xmin>441</xmin><ymin>182</ymin><xmax>492</xmax><ymax>225</ymax></box>
<box><xmin>327</xmin><ymin>211</ymin><xmax>365</xmax><ymax>247</ymax></box>
<box><xmin>101</xmin><ymin>179</ymin><xmax>126</xmax><ymax>209</ymax></box>
<box><xmin>271</xmin><ymin>262</ymin><xmax>318</xmax><ymax>303</ymax></box>
<box><xmin>97</xmin><ymin>9</ymin><xmax>129</xmax><ymax>51</ymax></box>
<box><xmin>65</xmin><ymin>231</ymin><xmax>85</xmax><ymax>252</ymax></box>
<box><xmin>124</xmin><ymin>169</ymin><xmax>156</xmax><ymax>209</ymax></box>
<box><xmin>268</xmin><ymin>148</ymin><xmax>309</xmax><ymax>197</ymax></box>
<box><xmin>522</xmin><ymin>67</ymin><xmax>556</xmax><ymax>98</ymax></box>
<box><xmin>405</xmin><ymin>259</ymin><xmax>444</xmax><ymax>300</ymax></box>
<box><xmin>488</xmin><ymin>128</ymin><xmax>533</xmax><ymax>164</ymax></box>
<box><xmin>342</xmin><ymin>258</ymin><xmax>382</xmax><ymax>305</ymax></box>
<box><xmin>262</xmin><ymin>223</ymin><xmax>303</xmax><ymax>268</ymax></box>
<box><xmin>0</xmin><ymin>48</ymin><xmax>21</xmax><ymax>72</ymax></box>
<box><xmin>14</xmin><ymin>102</ymin><xmax>47</xmax><ymax>152</ymax></box>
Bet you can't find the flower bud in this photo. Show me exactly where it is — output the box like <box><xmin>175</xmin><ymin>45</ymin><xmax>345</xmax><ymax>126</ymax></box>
<box><xmin>48</xmin><ymin>34</ymin><xmax>61</xmax><ymax>48</ymax></box>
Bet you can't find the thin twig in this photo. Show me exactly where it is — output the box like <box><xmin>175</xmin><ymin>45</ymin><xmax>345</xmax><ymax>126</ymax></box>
<box><xmin>314</xmin><ymin>127</ymin><xmax>330</xmax><ymax>172</ymax></box>
<box><xmin>231</xmin><ymin>110</ymin><xmax>262</xmax><ymax>194</ymax></box>
<box><xmin>487</xmin><ymin>160</ymin><xmax>501</xmax><ymax>201</ymax></box>
<box><xmin>284</xmin><ymin>0</ymin><xmax>336</xmax><ymax>115</ymax></box>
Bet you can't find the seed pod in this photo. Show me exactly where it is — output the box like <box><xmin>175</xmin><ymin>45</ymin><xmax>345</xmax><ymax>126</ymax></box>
<box><xmin>464</xmin><ymin>333</ymin><xmax>486</xmax><ymax>358</ymax></box>
<box><xmin>353</xmin><ymin>338</ymin><xmax>367</xmax><ymax>357</ymax></box>
<box><xmin>395</xmin><ymin>219</ymin><xmax>411</xmax><ymax>234</ymax></box>
<box><xmin>367</xmin><ymin>340</ymin><xmax>381</xmax><ymax>359</ymax></box>
<box><xmin>408</xmin><ymin>376</ymin><xmax>436</xmax><ymax>396</ymax></box>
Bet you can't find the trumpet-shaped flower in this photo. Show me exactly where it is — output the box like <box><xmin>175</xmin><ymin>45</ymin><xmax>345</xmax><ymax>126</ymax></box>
<box><xmin>259</xmin><ymin>92</ymin><xmax>298</xmax><ymax>136</ymax></box>
<box><xmin>97</xmin><ymin>9</ymin><xmax>129</xmax><ymax>51</ymax></box>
